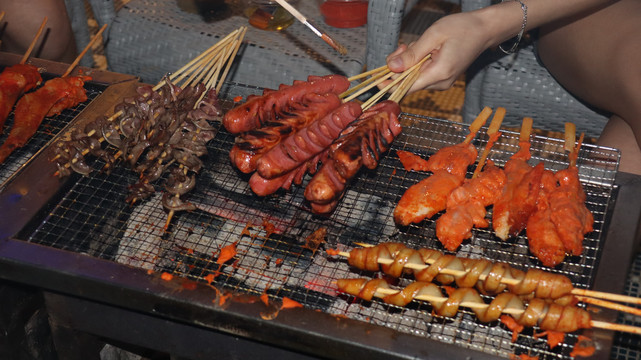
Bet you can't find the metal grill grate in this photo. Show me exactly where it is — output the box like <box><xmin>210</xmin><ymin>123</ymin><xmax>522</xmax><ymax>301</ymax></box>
<box><xmin>21</xmin><ymin>83</ymin><xmax>619</xmax><ymax>359</ymax></box>
<box><xmin>0</xmin><ymin>73</ymin><xmax>106</xmax><ymax>188</ymax></box>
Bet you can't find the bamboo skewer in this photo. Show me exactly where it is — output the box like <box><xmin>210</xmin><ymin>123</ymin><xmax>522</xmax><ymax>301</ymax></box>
<box><xmin>363</xmin><ymin>56</ymin><xmax>429</xmax><ymax>108</ymax></box>
<box><xmin>54</xmin><ymin>28</ymin><xmax>246</xmax><ymax>171</ymax></box>
<box><xmin>20</xmin><ymin>17</ymin><xmax>48</xmax><ymax>64</ymax></box>
<box><xmin>472</xmin><ymin>107</ymin><xmax>505</xmax><ymax>178</ymax></box>
<box><xmin>355</xmin><ymin>281</ymin><xmax>641</xmax><ymax>335</ymax></box>
<box><xmin>360</xmin><ymin>55</ymin><xmax>431</xmax><ymax>110</ymax></box>
<box><xmin>62</xmin><ymin>24</ymin><xmax>108</xmax><ymax>77</ymax></box>
<box><xmin>216</xmin><ymin>26</ymin><xmax>246</xmax><ymax>93</ymax></box>
<box><xmin>347</xmin><ymin>65</ymin><xmax>388</xmax><ymax>82</ymax></box>
<box><xmin>56</xmin><ymin>28</ymin><xmax>246</xmax><ymax>229</ymax></box>
<box><xmin>464</xmin><ymin>106</ymin><xmax>493</xmax><ymax>144</ymax></box>
<box><xmin>341</xmin><ymin>69</ymin><xmax>393</xmax><ymax>102</ymax></box>
<box><xmin>333</xmin><ymin>244</ymin><xmax>641</xmax><ymax>307</ymax></box>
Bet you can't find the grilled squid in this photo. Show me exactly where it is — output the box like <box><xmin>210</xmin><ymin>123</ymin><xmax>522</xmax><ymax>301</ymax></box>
<box><xmin>344</xmin><ymin>242</ymin><xmax>575</xmax><ymax>302</ymax></box>
<box><xmin>337</xmin><ymin>278</ymin><xmax>591</xmax><ymax>333</ymax></box>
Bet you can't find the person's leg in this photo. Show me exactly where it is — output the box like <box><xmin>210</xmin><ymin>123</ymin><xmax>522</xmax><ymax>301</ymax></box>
<box><xmin>0</xmin><ymin>0</ymin><xmax>77</xmax><ymax>63</ymax></box>
<box><xmin>537</xmin><ymin>0</ymin><xmax>641</xmax><ymax>174</ymax></box>
<box><xmin>597</xmin><ymin>115</ymin><xmax>641</xmax><ymax>174</ymax></box>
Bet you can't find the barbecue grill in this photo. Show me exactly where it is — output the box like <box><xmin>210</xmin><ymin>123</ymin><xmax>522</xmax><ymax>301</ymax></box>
<box><xmin>1</xmin><ymin>52</ymin><xmax>640</xmax><ymax>360</ymax></box>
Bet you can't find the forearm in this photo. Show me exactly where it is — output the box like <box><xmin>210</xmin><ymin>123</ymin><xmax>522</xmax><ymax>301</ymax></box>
<box><xmin>476</xmin><ymin>0</ymin><xmax>616</xmax><ymax>47</ymax></box>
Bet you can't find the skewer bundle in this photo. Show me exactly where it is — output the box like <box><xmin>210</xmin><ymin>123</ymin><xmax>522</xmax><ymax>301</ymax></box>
<box><xmin>224</xmin><ymin>56</ymin><xmax>427</xmax><ymax>214</ymax></box>
<box><xmin>53</xmin><ymin>27</ymin><xmax>247</xmax><ymax>229</ymax></box>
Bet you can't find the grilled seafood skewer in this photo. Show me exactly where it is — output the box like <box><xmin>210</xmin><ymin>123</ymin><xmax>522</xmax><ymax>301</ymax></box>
<box><xmin>330</xmin><ymin>242</ymin><xmax>641</xmax><ymax>308</ymax></box>
<box><xmin>435</xmin><ymin>109</ymin><xmax>506</xmax><ymax>251</ymax></box>
<box><xmin>54</xmin><ymin>28</ymin><xmax>246</xmax><ymax>172</ymax></box>
<box><xmin>492</xmin><ymin>117</ymin><xmax>540</xmax><ymax>241</ymax></box>
<box><xmin>526</xmin><ymin>124</ymin><xmax>594</xmax><ymax>267</ymax></box>
<box><xmin>393</xmin><ymin>107</ymin><xmax>492</xmax><ymax>226</ymax></box>
<box><xmin>337</xmin><ymin>278</ymin><xmax>641</xmax><ymax>335</ymax></box>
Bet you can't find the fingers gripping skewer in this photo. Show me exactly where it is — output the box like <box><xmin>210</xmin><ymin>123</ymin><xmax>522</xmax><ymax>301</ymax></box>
<box><xmin>336</xmin><ymin>278</ymin><xmax>641</xmax><ymax>335</ymax></box>
<box><xmin>361</xmin><ymin>55</ymin><xmax>431</xmax><ymax>110</ymax></box>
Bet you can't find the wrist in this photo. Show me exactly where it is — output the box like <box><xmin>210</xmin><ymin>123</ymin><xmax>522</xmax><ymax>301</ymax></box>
<box><xmin>477</xmin><ymin>1</ymin><xmax>529</xmax><ymax>49</ymax></box>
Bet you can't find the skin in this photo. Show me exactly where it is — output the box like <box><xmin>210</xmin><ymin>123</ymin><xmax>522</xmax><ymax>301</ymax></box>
<box><xmin>0</xmin><ymin>0</ymin><xmax>77</xmax><ymax>63</ymax></box>
<box><xmin>384</xmin><ymin>0</ymin><xmax>641</xmax><ymax>174</ymax></box>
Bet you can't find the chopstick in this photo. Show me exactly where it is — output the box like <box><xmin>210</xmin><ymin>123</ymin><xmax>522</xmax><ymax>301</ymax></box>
<box><xmin>273</xmin><ymin>0</ymin><xmax>347</xmax><ymax>55</ymax></box>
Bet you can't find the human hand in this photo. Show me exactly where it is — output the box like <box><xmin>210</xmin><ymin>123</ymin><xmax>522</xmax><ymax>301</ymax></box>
<box><xmin>382</xmin><ymin>10</ymin><xmax>494</xmax><ymax>94</ymax></box>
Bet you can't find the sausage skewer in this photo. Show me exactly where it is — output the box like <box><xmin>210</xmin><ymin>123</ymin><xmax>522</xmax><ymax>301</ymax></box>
<box><xmin>336</xmin><ymin>277</ymin><xmax>641</xmax><ymax>335</ymax></box>
<box><xmin>329</xmin><ymin>242</ymin><xmax>641</xmax><ymax>308</ymax></box>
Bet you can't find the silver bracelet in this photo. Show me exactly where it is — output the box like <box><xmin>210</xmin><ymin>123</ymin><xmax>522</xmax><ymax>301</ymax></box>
<box><xmin>499</xmin><ymin>0</ymin><xmax>528</xmax><ymax>54</ymax></box>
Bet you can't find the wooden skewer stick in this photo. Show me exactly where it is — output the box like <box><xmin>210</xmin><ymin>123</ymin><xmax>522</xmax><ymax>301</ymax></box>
<box><xmin>341</xmin><ymin>69</ymin><xmax>393</xmax><ymax>102</ymax></box>
<box><xmin>362</xmin><ymin>282</ymin><xmax>641</xmax><ymax>335</ymax></box>
<box><xmin>520</xmin><ymin>117</ymin><xmax>533</xmax><ymax>143</ymax></box>
<box><xmin>20</xmin><ymin>17</ymin><xmax>48</xmax><ymax>64</ymax></box>
<box><xmin>564</xmin><ymin>122</ymin><xmax>577</xmax><ymax>154</ymax></box>
<box><xmin>158</xmin><ymin>29</ymin><xmax>241</xmax><ymax>91</ymax></box>
<box><xmin>54</xmin><ymin>28</ymin><xmax>245</xmax><ymax>169</ymax></box>
<box><xmin>341</xmin><ymin>243</ymin><xmax>641</xmax><ymax>306</ymax></box>
<box><xmin>463</xmin><ymin>106</ymin><xmax>493</xmax><ymax>145</ymax></box>
<box><xmin>576</xmin><ymin>295</ymin><xmax>641</xmax><ymax>317</ymax></box>
<box><xmin>347</xmin><ymin>65</ymin><xmax>389</xmax><ymax>82</ymax></box>
<box><xmin>216</xmin><ymin>26</ymin><xmax>246</xmax><ymax>93</ymax></box>
<box><xmin>388</xmin><ymin>64</ymin><xmax>421</xmax><ymax>103</ymax></box>
<box><xmin>62</xmin><ymin>24</ymin><xmax>108</xmax><ymax>77</ymax></box>
<box><xmin>0</xmin><ymin>11</ymin><xmax>5</xmax><ymax>23</ymax></box>
<box><xmin>472</xmin><ymin>107</ymin><xmax>505</xmax><ymax>178</ymax></box>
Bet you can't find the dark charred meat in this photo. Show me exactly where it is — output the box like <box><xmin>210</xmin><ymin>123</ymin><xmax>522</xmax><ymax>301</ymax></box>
<box><xmin>229</xmin><ymin>92</ymin><xmax>342</xmax><ymax>174</ymax></box>
<box><xmin>54</xmin><ymin>77</ymin><xmax>222</xmax><ymax>218</ymax></box>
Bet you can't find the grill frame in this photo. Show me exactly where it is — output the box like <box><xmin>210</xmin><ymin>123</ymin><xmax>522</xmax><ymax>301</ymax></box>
<box><xmin>0</xmin><ymin>54</ymin><xmax>640</xmax><ymax>359</ymax></box>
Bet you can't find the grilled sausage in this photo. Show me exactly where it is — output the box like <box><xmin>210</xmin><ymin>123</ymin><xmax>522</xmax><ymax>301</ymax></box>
<box><xmin>229</xmin><ymin>92</ymin><xmax>341</xmax><ymax>174</ymax></box>
<box><xmin>223</xmin><ymin>74</ymin><xmax>350</xmax><ymax>134</ymax></box>
<box><xmin>256</xmin><ymin>101</ymin><xmax>362</xmax><ymax>179</ymax></box>
<box><xmin>304</xmin><ymin>100</ymin><xmax>402</xmax><ymax>214</ymax></box>
<box><xmin>249</xmin><ymin>153</ymin><xmax>324</xmax><ymax>196</ymax></box>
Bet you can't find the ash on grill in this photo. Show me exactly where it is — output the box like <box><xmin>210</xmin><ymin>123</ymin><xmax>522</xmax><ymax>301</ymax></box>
<box><xmin>54</xmin><ymin>78</ymin><xmax>222</xmax><ymax>220</ymax></box>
